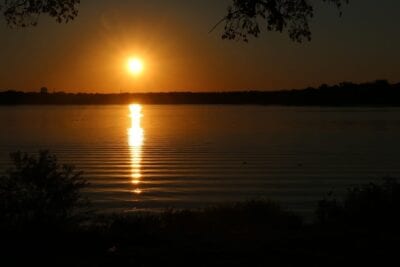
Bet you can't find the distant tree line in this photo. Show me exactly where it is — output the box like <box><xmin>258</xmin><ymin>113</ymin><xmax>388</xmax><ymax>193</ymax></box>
<box><xmin>1</xmin><ymin>80</ymin><xmax>399</xmax><ymax>106</ymax></box>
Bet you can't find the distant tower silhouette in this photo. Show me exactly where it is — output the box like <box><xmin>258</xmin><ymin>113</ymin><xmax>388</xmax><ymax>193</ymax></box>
<box><xmin>40</xmin><ymin>87</ymin><xmax>48</xmax><ymax>94</ymax></box>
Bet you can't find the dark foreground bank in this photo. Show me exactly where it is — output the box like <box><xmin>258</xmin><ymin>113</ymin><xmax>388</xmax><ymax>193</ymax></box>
<box><xmin>2</xmin><ymin>193</ymin><xmax>400</xmax><ymax>267</ymax></box>
<box><xmin>1</xmin><ymin>151</ymin><xmax>400</xmax><ymax>266</ymax></box>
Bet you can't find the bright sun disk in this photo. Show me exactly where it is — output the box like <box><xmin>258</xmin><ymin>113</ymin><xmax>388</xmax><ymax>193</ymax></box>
<box><xmin>127</xmin><ymin>58</ymin><xmax>144</xmax><ymax>75</ymax></box>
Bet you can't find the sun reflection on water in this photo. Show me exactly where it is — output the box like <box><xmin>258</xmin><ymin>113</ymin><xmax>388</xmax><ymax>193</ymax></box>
<box><xmin>128</xmin><ymin>104</ymin><xmax>144</xmax><ymax>194</ymax></box>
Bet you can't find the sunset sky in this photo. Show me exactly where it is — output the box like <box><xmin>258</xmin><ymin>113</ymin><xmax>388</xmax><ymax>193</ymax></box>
<box><xmin>1</xmin><ymin>0</ymin><xmax>400</xmax><ymax>93</ymax></box>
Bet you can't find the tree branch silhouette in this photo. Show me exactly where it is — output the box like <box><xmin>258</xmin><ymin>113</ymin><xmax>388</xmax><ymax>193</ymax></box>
<box><xmin>0</xmin><ymin>0</ymin><xmax>348</xmax><ymax>42</ymax></box>
<box><xmin>217</xmin><ymin>0</ymin><xmax>349</xmax><ymax>42</ymax></box>
<box><xmin>0</xmin><ymin>0</ymin><xmax>80</xmax><ymax>27</ymax></box>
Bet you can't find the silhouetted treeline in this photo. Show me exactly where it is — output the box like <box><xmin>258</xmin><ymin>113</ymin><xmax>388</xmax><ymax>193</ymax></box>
<box><xmin>1</xmin><ymin>80</ymin><xmax>400</xmax><ymax>106</ymax></box>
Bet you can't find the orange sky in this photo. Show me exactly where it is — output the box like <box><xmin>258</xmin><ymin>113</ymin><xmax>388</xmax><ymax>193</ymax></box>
<box><xmin>1</xmin><ymin>0</ymin><xmax>400</xmax><ymax>93</ymax></box>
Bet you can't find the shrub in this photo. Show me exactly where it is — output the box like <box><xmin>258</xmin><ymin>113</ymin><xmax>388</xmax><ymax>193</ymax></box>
<box><xmin>0</xmin><ymin>150</ymin><xmax>88</xmax><ymax>228</ymax></box>
<box><xmin>316</xmin><ymin>178</ymin><xmax>400</xmax><ymax>229</ymax></box>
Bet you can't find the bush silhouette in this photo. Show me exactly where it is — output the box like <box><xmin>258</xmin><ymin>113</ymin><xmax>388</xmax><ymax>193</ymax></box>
<box><xmin>316</xmin><ymin>178</ymin><xmax>400</xmax><ymax>229</ymax></box>
<box><xmin>0</xmin><ymin>150</ymin><xmax>88</xmax><ymax>228</ymax></box>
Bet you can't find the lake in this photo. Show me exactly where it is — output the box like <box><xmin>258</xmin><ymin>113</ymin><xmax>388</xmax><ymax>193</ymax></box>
<box><xmin>1</xmin><ymin>105</ymin><xmax>400</xmax><ymax>216</ymax></box>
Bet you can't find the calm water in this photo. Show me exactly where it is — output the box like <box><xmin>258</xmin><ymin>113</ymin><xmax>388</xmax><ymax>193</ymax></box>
<box><xmin>1</xmin><ymin>105</ymin><xmax>400</xmax><ymax>215</ymax></box>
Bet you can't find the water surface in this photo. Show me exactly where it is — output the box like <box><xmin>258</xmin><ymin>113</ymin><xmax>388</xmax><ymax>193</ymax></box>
<box><xmin>1</xmin><ymin>105</ymin><xmax>399</xmax><ymax>215</ymax></box>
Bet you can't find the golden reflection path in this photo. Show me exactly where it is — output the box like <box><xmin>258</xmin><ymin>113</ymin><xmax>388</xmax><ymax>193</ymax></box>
<box><xmin>128</xmin><ymin>104</ymin><xmax>144</xmax><ymax>194</ymax></box>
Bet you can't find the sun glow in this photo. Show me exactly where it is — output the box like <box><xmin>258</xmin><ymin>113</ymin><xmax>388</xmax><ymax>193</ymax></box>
<box><xmin>128</xmin><ymin>104</ymin><xmax>144</xmax><ymax>194</ymax></box>
<box><xmin>127</xmin><ymin>58</ymin><xmax>144</xmax><ymax>75</ymax></box>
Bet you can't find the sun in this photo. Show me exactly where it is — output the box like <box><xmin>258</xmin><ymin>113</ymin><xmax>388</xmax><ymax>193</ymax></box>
<box><xmin>127</xmin><ymin>58</ymin><xmax>144</xmax><ymax>75</ymax></box>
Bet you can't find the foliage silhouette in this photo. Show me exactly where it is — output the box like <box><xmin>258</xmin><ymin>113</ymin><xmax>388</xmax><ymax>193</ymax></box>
<box><xmin>316</xmin><ymin>177</ymin><xmax>400</xmax><ymax>229</ymax></box>
<box><xmin>0</xmin><ymin>0</ymin><xmax>348</xmax><ymax>42</ymax></box>
<box><xmin>216</xmin><ymin>0</ymin><xmax>349</xmax><ymax>42</ymax></box>
<box><xmin>0</xmin><ymin>0</ymin><xmax>79</xmax><ymax>27</ymax></box>
<box><xmin>0</xmin><ymin>150</ymin><xmax>89</xmax><ymax>229</ymax></box>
